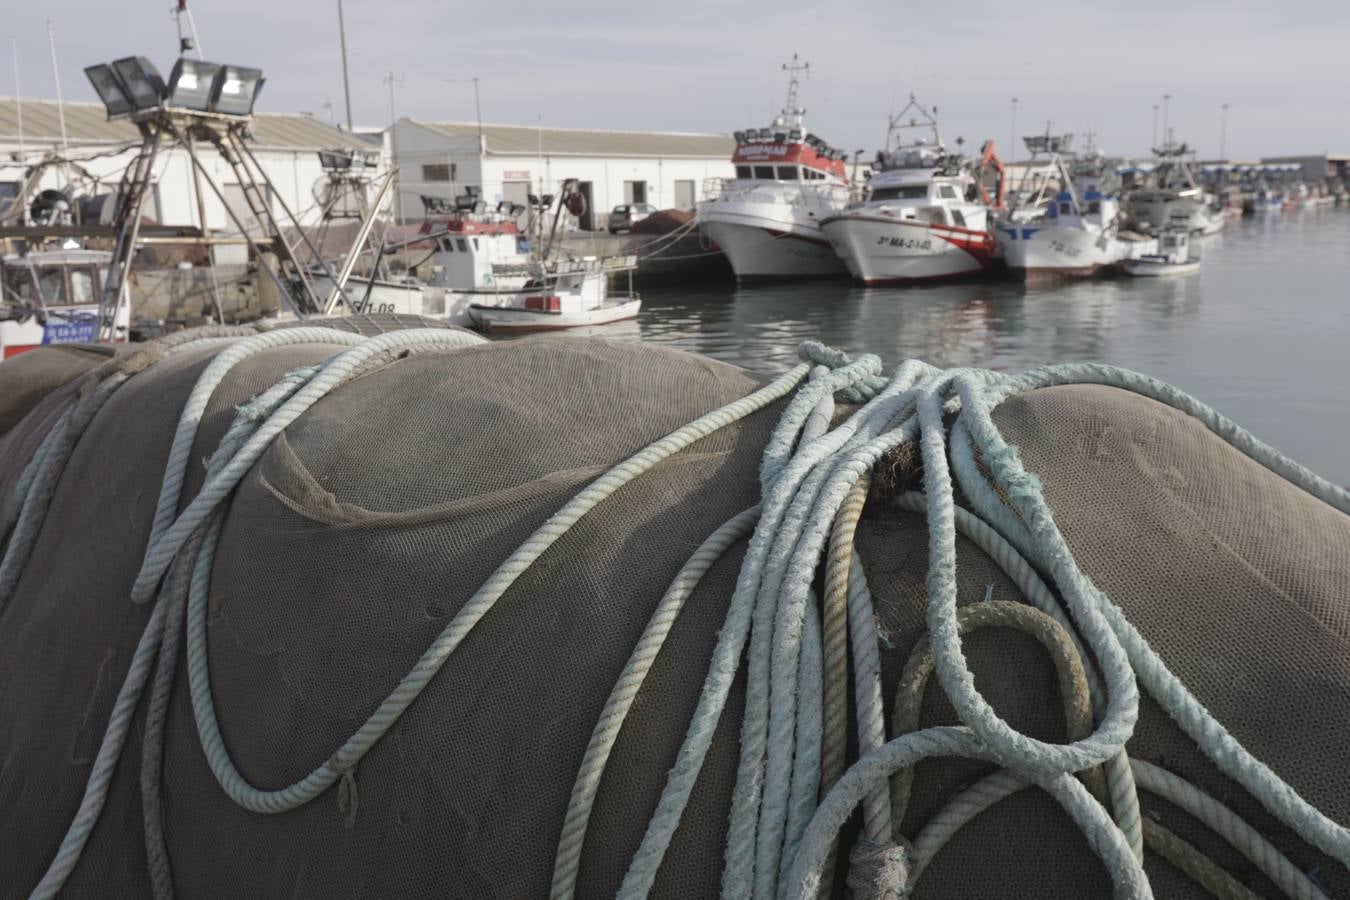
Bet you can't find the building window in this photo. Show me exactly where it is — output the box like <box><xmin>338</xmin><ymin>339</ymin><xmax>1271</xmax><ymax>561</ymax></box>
<box><xmin>624</xmin><ymin>180</ymin><xmax>647</xmax><ymax>205</ymax></box>
<box><xmin>422</xmin><ymin>163</ymin><xmax>455</xmax><ymax>182</ymax></box>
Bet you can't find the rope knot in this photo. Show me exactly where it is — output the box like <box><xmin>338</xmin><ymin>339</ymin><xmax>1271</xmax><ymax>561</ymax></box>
<box><xmin>336</xmin><ymin>766</ymin><xmax>360</xmax><ymax>830</ymax></box>
<box><xmin>798</xmin><ymin>340</ymin><xmax>853</xmax><ymax>370</ymax></box>
<box><xmin>846</xmin><ymin>838</ymin><xmax>913</xmax><ymax>900</ymax></box>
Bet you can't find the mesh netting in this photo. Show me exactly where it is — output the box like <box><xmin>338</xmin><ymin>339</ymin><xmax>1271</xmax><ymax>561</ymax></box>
<box><xmin>0</xmin><ymin>330</ymin><xmax>1346</xmax><ymax>899</ymax></box>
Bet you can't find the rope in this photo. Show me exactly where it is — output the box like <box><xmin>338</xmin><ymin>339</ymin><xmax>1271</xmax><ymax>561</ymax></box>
<box><xmin>9</xmin><ymin>334</ymin><xmax>1348</xmax><ymax>898</ymax></box>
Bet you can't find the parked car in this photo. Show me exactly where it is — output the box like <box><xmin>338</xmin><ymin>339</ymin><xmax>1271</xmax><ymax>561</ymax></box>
<box><xmin>607</xmin><ymin>203</ymin><xmax>657</xmax><ymax>234</ymax></box>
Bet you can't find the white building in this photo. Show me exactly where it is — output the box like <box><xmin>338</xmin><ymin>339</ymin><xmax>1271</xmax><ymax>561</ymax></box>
<box><xmin>390</xmin><ymin>119</ymin><xmax>735</xmax><ymax>229</ymax></box>
<box><xmin>0</xmin><ymin>97</ymin><xmax>380</xmax><ymax>259</ymax></box>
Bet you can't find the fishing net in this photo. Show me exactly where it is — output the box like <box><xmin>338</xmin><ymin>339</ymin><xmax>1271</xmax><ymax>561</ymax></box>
<box><xmin>0</xmin><ymin>325</ymin><xmax>1345</xmax><ymax>899</ymax></box>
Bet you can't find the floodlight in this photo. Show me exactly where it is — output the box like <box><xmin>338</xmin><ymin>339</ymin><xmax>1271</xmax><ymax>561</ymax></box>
<box><xmin>210</xmin><ymin>64</ymin><xmax>265</xmax><ymax>116</ymax></box>
<box><xmin>166</xmin><ymin>58</ymin><xmax>221</xmax><ymax>111</ymax></box>
<box><xmin>110</xmin><ymin>56</ymin><xmax>166</xmax><ymax>111</ymax></box>
<box><xmin>773</xmin><ymin>131</ymin><xmax>787</xmax><ymax>143</ymax></box>
<box><xmin>359</xmin><ymin>150</ymin><xmax>381</xmax><ymax>167</ymax></box>
<box><xmin>541</xmin><ymin>194</ymin><xmax>554</xmax><ymax>207</ymax></box>
<box><xmin>84</xmin><ymin>64</ymin><xmax>134</xmax><ymax>118</ymax></box>
<box><xmin>788</xmin><ymin>129</ymin><xmax>802</xmax><ymax>141</ymax></box>
<box><xmin>733</xmin><ymin>130</ymin><xmax>746</xmax><ymax>143</ymax></box>
<box><xmin>318</xmin><ymin>149</ymin><xmax>353</xmax><ymax>170</ymax></box>
<box><xmin>527</xmin><ymin>193</ymin><xmax>541</xmax><ymax>205</ymax></box>
<box><xmin>757</xmin><ymin>128</ymin><xmax>771</xmax><ymax>140</ymax></box>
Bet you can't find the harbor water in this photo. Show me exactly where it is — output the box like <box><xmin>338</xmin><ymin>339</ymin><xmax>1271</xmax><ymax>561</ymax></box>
<box><xmin>622</xmin><ymin>208</ymin><xmax>1350</xmax><ymax>485</ymax></box>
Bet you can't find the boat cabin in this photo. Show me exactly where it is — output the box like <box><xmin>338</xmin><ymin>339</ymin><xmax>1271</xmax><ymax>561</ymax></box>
<box><xmin>0</xmin><ymin>248</ymin><xmax>118</xmax><ymax>358</ymax></box>
<box><xmin>730</xmin><ymin>129</ymin><xmax>849</xmax><ymax>185</ymax></box>
<box><xmin>1046</xmin><ymin>189</ymin><xmax>1119</xmax><ymax>229</ymax></box>
<box><xmin>857</xmin><ymin>170</ymin><xmax>989</xmax><ymax>232</ymax></box>
<box><xmin>417</xmin><ymin>216</ymin><xmax>530</xmax><ymax>291</ymax></box>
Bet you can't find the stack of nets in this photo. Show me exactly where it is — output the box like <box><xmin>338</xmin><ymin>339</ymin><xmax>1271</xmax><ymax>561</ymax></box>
<box><xmin>0</xmin><ymin>320</ymin><xmax>1345</xmax><ymax>899</ymax></box>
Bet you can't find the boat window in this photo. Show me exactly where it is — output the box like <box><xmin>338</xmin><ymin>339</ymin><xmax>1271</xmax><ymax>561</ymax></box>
<box><xmin>70</xmin><ymin>268</ymin><xmax>95</xmax><ymax>304</ymax></box>
<box><xmin>456</xmin><ymin>238</ymin><xmax>468</xmax><ymax>252</ymax></box>
<box><xmin>938</xmin><ymin>185</ymin><xmax>960</xmax><ymax>200</ymax></box>
<box><xmin>951</xmin><ymin>210</ymin><xmax>967</xmax><ymax>227</ymax></box>
<box><xmin>38</xmin><ymin>268</ymin><xmax>66</xmax><ymax>304</ymax></box>
<box><xmin>736</xmin><ymin>165</ymin><xmax>752</xmax><ymax>179</ymax></box>
<box><xmin>472</xmin><ymin>237</ymin><xmax>480</xmax><ymax>250</ymax></box>
<box><xmin>776</xmin><ymin>166</ymin><xmax>797</xmax><ymax>181</ymax></box>
<box><xmin>753</xmin><ymin>166</ymin><xmax>775</xmax><ymax>180</ymax></box>
<box><xmin>918</xmin><ymin>208</ymin><xmax>946</xmax><ymax>225</ymax></box>
<box><xmin>1059</xmin><ymin>202</ymin><xmax>1072</xmax><ymax>215</ymax></box>
<box><xmin>1086</xmin><ymin>201</ymin><xmax>1101</xmax><ymax>214</ymax></box>
<box><xmin>869</xmin><ymin>185</ymin><xmax>929</xmax><ymax>202</ymax></box>
<box><xmin>3</xmin><ymin>267</ymin><xmax>34</xmax><ymax>302</ymax></box>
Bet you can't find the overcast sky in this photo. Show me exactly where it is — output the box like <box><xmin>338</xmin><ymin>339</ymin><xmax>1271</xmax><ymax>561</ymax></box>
<box><xmin>7</xmin><ymin>0</ymin><xmax>1349</xmax><ymax>160</ymax></box>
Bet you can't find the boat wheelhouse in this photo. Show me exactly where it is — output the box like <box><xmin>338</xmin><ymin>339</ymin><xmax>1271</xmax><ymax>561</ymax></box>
<box><xmin>697</xmin><ymin>56</ymin><xmax>851</xmax><ymax>280</ymax></box>
<box><xmin>821</xmin><ymin>96</ymin><xmax>1002</xmax><ymax>284</ymax></box>
<box><xmin>1129</xmin><ymin>140</ymin><xmax>1223</xmax><ymax>235</ymax></box>
<box><xmin>0</xmin><ymin>248</ymin><xmax>125</xmax><ymax>358</ymax></box>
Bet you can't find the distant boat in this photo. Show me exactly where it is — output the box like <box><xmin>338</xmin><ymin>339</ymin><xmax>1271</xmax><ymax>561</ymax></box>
<box><xmin>820</xmin><ymin>96</ymin><xmax>1003</xmax><ymax>285</ymax></box>
<box><xmin>1121</xmin><ymin>228</ymin><xmax>1201</xmax><ymax>277</ymax></box>
<box><xmin>697</xmin><ymin>56</ymin><xmax>851</xmax><ymax>280</ymax></box>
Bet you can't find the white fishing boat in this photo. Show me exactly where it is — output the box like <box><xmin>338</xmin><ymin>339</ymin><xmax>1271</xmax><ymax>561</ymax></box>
<box><xmin>820</xmin><ymin>96</ymin><xmax>1003</xmax><ymax>284</ymax></box>
<box><xmin>1121</xmin><ymin>228</ymin><xmax>1201</xmax><ymax>277</ymax></box>
<box><xmin>1129</xmin><ymin>140</ymin><xmax>1224</xmax><ymax>235</ymax></box>
<box><xmin>0</xmin><ymin>247</ymin><xmax>126</xmax><ymax>358</ymax></box>
<box><xmin>308</xmin><ymin>209</ymin><xmax>533</xmax><ymax>326</ymax></box>
<box><xmin>994</xmin><ymin>134</ymin><xmax>1155</xmax><ymax>282</ymax></box>
<box><xmin>468</xmin><ymin>254</ymin><xmax>640</xmax><ymax>333</ymax></box>
<box><xmin>697</xmin><ymin>56</ymin><xmax>851</xmax><ymax>280</ymax></box>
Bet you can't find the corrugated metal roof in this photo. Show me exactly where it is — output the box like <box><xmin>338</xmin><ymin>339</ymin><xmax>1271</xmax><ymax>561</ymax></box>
<box><xmin>0</xmin><ymin>98</ymin><xmax>370</xmax><ymax>150</ymax></box>
<box><xmin>408</xmin><ymin>120</ymin><xmax>734</xmax><ymax>158</ymax></box>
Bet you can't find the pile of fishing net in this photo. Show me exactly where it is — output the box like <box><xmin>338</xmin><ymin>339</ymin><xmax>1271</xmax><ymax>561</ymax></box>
<box><xmin>1</xmin><ymin>318</ymin><xmax>1346</xmax><ymax>899</ymax></box>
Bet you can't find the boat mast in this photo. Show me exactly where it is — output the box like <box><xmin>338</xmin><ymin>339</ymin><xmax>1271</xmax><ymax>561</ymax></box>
<box><xmin>778</xmin><ymin>54</ymin><xmax>808</xmax><ymax>128</ymax></box>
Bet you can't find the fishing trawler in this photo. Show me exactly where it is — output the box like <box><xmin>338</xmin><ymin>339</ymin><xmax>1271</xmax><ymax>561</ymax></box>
<box><xmin>820</xmin><ymin>96</ymin><xmax>1002</xmax><ymax>284</ymax></box>
<box><xmin>1129</xmin><ymin>140</ymin><xmax>1223</xmax><ymax>235</ymax></box>
<box><xmin>467</xmin><ymin>254</ymin><xmax>640</xmax><ymax>332</ymax></box>
<box><xmin>0</xmin><ymin>247</ymin><xmax>126</xmax><ymax>358</ymax></box>
<box><xmin>994</xmin><ymin>133</ymin><xmax>1156</xmax><ymax>282</ymax></box>
<box><xmin>696</xmin><ymin>56</ymin><xmax>851</xmax><ymax>280</ymax></box>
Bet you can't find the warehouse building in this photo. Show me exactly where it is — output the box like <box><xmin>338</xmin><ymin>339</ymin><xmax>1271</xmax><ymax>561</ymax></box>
<box><xmin>389</xmin><ymin>119</ymin><xmax>735</xmax><ymax>229</ymax></box>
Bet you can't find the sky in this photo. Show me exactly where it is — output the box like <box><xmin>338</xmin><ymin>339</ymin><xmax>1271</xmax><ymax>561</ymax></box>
<box><xmin>6</xmin><ymin>0</ymin><xmax>1350</xmax><ymax>161</ymax></box>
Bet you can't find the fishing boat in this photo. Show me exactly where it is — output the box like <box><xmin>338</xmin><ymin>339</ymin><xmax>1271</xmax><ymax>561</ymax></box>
<box><xmin>993</xmin><ymin>134</ymin><xmax>1156</xmax><ymax>282</ymax></box>
<box><xmin>696</xmin><ymin>56</ymin><xmax>851</xmax><ymax>280</ymax></box>
<box><xmin>820</xmin><ymin>96</ymin><xmax>1003</xmax><ymax>284</ymax></box>
<box><xmin>308</xmin><ymin>209</ymin><xmax>533</xmax><ymax>325</ymax></box>
<box><xmin>467</xmin><ymin>254</ymin><xmax>640</xmax><ymax>332</ymax></box>
<box><xmin>1129</xmin><ymin>140</ymin><xmax>1224</xmax><ymax>235</ymax></box>
<box><xmin>1252</xmin><ymin>187</ymin><xmax>1285</xmax><ymax>213</ymax></box>
<box><xmin>1121</xmin><ymin>227</ymin><xmax>1201</xmax><ymax>277</ymax></box>
<box><xmin>0</xmin><ymin>247</ymin><xmax>126</xmax><ymax>358</ymax></box>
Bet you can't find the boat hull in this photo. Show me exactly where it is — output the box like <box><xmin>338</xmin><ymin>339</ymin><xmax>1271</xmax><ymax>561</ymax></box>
<box><xmin>994</xmin><ymin>223</ymin><xmax>1148</xmax><ymax>283</ymax></box>
<box><xmin>821</xmin><ymin>214</ymin><xmax>994</xmax><ymax>284</ymax></box>
<box><xmin>1121</xmin><ymin>259</ymin><xmax>1201</xmax><ymax>277</ymax></box>
<box><xmin>700</xmin><ymin>214</ymin><xmax>845</xmax><ymax>280</ymax></box>
<box><xmin>468</xmin><ymin>299</ymin><xmax>641</xmax><ymax>333</ymax></box>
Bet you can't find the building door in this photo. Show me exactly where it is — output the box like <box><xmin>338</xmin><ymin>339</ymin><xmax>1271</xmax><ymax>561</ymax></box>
<box><xmin>674</xmin><ymin>180</ymin><xmax>696</xmax><ymax>210</ymax></box>
<box><xmin>624</xmin><ymin>180</ymin><xmax>647</xmax><ymax>205</ymax></box>
<box><xmin>502</xmin><ymin>181</ymin><xmax>530</xmax><ymax>226</ymax></box>
<box><xmin>578</xmin><ymin>181</ymin><xmax>595</xmax><ymax>231</ymax></box>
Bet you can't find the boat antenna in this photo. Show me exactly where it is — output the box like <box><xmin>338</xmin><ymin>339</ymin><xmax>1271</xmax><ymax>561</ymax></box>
<box><xmin>172</xmin><ymin>1</ymin><xmax>205</xmax><ymax>58</ymax></box>
<box><xmin>45</xmin><ymin>21</ymin><xmax>69</xmax><ymax>158</ymax></box>
<box><xmin>336</xmin><ymin>0</ymin><xmax>353</xmax><ymax>128</ymax></box>
<box><xmin>11</xmin><ymin>35</ymin><xmax>24</xmax><ymax>165</ymax></box>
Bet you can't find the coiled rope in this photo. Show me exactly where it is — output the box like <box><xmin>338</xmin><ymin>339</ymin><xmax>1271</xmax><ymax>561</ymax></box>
<box><xmin>5</xmin><ymin>331</ymin><xmax>1348</xmax><ymax>899</ymax></box>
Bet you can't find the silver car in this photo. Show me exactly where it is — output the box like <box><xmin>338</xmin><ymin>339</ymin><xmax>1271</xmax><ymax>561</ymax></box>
<box><xmin>607</xmin><ymin>203</ymin><xmax>657</xmax><ymax>234</ymax></box>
